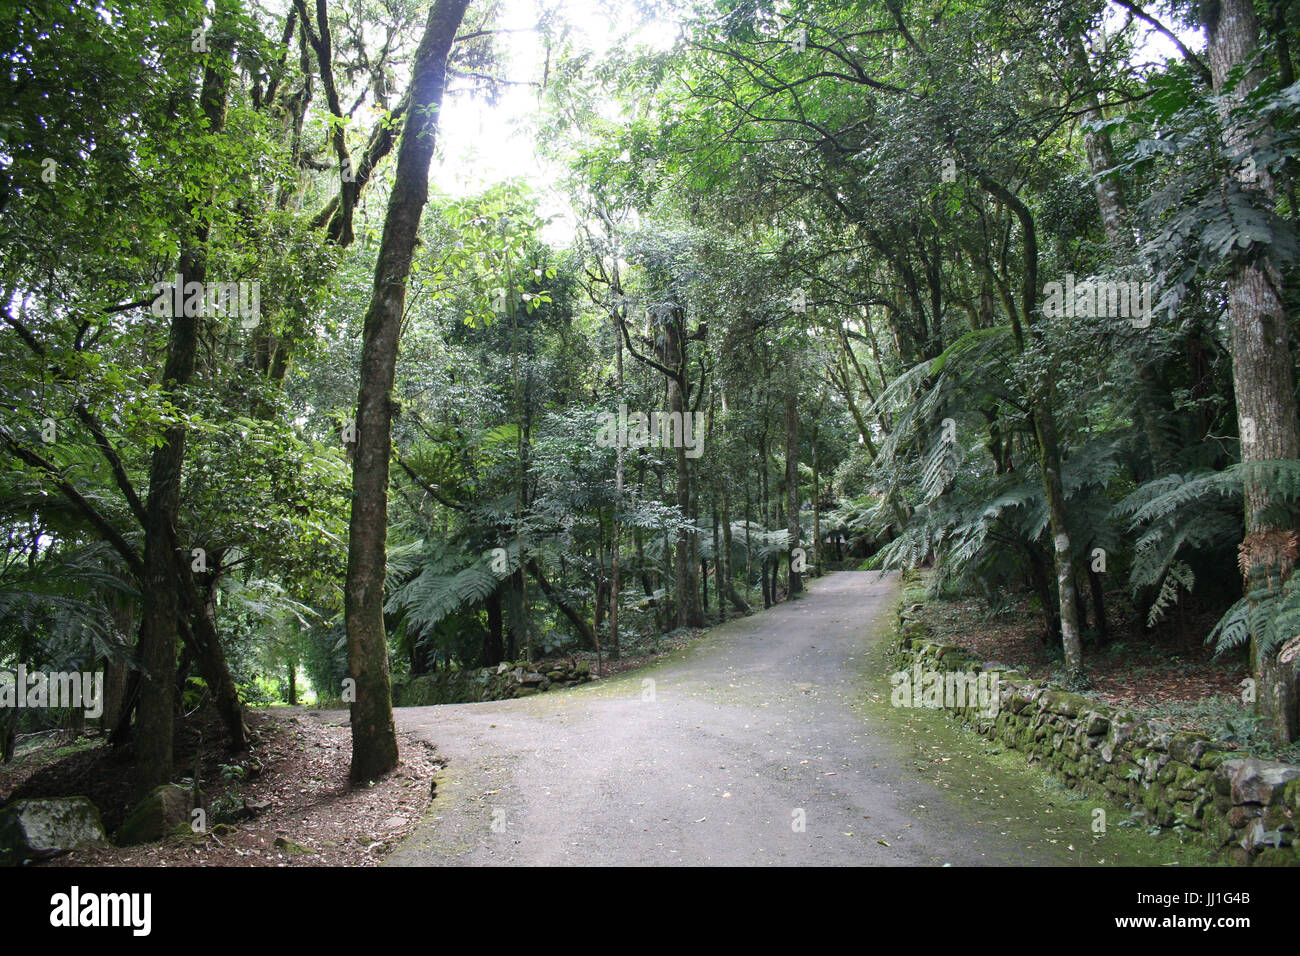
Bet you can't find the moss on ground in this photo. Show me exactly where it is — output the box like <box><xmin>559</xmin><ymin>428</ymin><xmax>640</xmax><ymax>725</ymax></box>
<box><xmin>858</xmin><ymin>599</ymin><xmax>1220</xmax><ymax>867</ymax></box>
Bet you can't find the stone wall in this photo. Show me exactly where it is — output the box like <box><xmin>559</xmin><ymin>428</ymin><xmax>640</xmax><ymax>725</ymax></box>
<box><xmin>895</xmin><ymin>594</ymin><xmax>1300</xmax><ymax>866</ymax></box>
<box><xmin>391</xmin><ymin>659</ymin><xmax>593</xmax><ymax>707</ymax></box>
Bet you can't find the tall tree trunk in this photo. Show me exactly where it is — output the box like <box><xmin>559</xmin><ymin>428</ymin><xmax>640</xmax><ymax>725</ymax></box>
<box><xmin>344</xmin><ymin>0</ymin><xmax>470</xmax><ymax>781</ymax></box>
<box><xmin>102</xmin><ymin>586</ymin><xmax>133</xmax><ymax>732</ymax></box>
<box><xmin>178</xmin><ymin>549</ymin><xmax>245</xmax><ymax>750</ymax></box>
<box><xmin>483</xmin><ymin>588</ymin><xmax>504</xmax><ymax>666</ymax></box>
<box><xmin>1031</xmin><ymin>390</ymin><xmax>1086</xmax><ymax>680</ymax></box>
<box><xmin>1208</xmin><ymin>0</ymin><xmax>1300</xmax><ymax>743</ymax></box>
<box><xmin>811</xmin><ymin>425</ymin><xmax>819</xmax><ymax>575</ymax></box>
<box><xmin>1070</xmin><ymin>28</ymin><xmax>1178</xmax><ymax>476</ymax></box>
<box><xmin>1068</xmin><ymin>32</ymin><xmax>1128</xmax><ymax>246</ymax></box>
<box><xmin>720</xmin><ymin>492</ymin><xmax>749</xmax><ymax>613</ymax></box>
<box><xmin>711</xmin><ymin>502</ymin><xmax>723</xmax><ymax>622</ymax></box>
<box><xmin>665</xmin><ymin>319</ymin><xmax>704</xmax><ymax>628</ymax></box>
<box><xmin>135</xmin><ymin>39</ymin><xmax>231</xmax><ymax>795</ymax></box>
<box><xmin>975</xmin><ymin>170</ymin><xmax>1087</xmax><ymax>683</ymax></box>
<box><xmin>1028</xmin><ymin>546</ymin><xmax>1060</xmax><ymax>644</ymax></box>
<box><xmin>785</xmin><ymin>391</ymin><xmax>802</xmax><ymax>595</ymax></box>
<box><xmin>1088</xmin><ymin>562</ymin><xmax>1109</xmax><ymax>643</ymax></box>
<box><xmin>610</xmin><ymin>319</ymin><xmax>623</xmax><ymax>660</ymax></box>
<box><xmin>505</xmin><ymin>569</ymin><xmax>523</xmax><ymax>661</ymax></box>
<box><xmin>744</xmin><ymin>484</ymin><xmax>754</xmax><ymax>605</ymax></box>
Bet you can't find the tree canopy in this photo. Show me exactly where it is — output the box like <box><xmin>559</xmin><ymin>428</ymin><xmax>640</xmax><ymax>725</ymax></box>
<box><xmin>2</xmin><ymin>0</ymin><xmax>1298</xmax><ymax>795</ymax></box>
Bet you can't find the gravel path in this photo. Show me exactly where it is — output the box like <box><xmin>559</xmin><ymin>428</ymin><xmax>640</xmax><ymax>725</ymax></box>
<box><xmin>383</xmin><ymin>571</ymin><xmax>1120</xmax><ymax>866</ymax></box>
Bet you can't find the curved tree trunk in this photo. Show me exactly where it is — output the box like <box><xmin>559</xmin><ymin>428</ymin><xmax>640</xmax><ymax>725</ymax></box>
<box><xmin>974</xmin><ymin>169</ymin><xmax>1086</xmax><ymax>682</ymax></box>
<box><xmin>527</xmin><ymin>558</ymin><xmax>599</xmax><ymax>648</ymax></box>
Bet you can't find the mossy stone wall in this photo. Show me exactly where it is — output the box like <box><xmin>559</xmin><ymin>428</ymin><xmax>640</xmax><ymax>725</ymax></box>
<box><xmin>895</xmin><ymin>595</ymin><xmax>1299</xmax><ymax>866</ymax></box>
<box><xmin>391</xmin><ymin>659</ymin><xmax>593</xmax><ymax>707</ymax></box>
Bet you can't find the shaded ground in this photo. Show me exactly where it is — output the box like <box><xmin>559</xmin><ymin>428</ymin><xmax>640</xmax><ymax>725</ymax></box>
<box><xmin>920</xmin><ymin>590</ymin><xmax>1253</xmax><ymax>723</ymax></box>
<box><xmin>916</xmin><ymin>589</ymin><xmax>1280</xmax><ymax>756</ymax></box>
<box><xmin>2</xmin><ymin>572</ymin><xmax>1226</xmax><ymax>867</ymax></box>
<box><xmin>381</xmin><ymin>571</ymin><xmax>1208</xmax><ymax>866</ymax></box>
<box><xmin>2</xmin><ymin>710</ymin><xmax>441</xmax><ymax>867</ymax></box>
<box><xmin>596</xmin><ymin>627</ymin><xmax>706</xmax><ymax>678</ymax></box>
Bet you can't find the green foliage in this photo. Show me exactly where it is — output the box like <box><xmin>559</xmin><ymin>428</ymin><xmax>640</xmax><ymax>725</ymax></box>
<box><xmin>2</xmin><ymin>0</ymin><xmax>1299</xmax><ymax>764</ymax></box>
<box><xmin>1210</xmin><ymin>572</ymin><xmax>1300</xmax><ymax>659</ymax></box>
<box><xmin>385</xmin><ymin>540</ymin><xmax>515</xmax><ymax>641</ymax></box>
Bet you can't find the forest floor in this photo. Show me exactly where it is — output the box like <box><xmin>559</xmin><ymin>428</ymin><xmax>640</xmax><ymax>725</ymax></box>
<box><xmin>914</xmin><ymin>586</ymin><xmax>1300</xmax><ymax>762</ymax></box>
<box><xmin>0</xmin><ymin>605</ymin><xmax>732</xmax><ymax>867</ymax></box>
<box><xmin>3</xmin><ymin>573</ymin><xmax>1242</xmax><ymax>866</ymax></box>
<box><xmin>383</xmin><ymin>571</ymin><xmax>1206</xmax><ymax>865</ymax></box>
<box><xmin>1</xmin><ymin>709</ymin><xmax>442</xmax><ymax>866</ymax></box>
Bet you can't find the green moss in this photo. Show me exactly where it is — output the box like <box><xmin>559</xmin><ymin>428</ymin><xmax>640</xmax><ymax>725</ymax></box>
<box><xmin>117</xmin><ymin>784</ymin><xmax>195</xmax><ymax>846</ymax></box>
<box><xmin>869</xmin><ymin>604</ymin><xmax>1218</xmax><ymax>866</ymax></box>
<box><xmin>273</xmin><ymin>836</ymin><xmax>314</xmax><ymax>855</ymax></box>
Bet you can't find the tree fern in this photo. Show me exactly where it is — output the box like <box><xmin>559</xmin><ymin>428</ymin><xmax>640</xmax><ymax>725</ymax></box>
<box><xmin>1210</xmin><ymin>571</ymin><xmax>1300</xmax><ymax>659</ymax></box>
<box><xmin>385</xmin><ymin>539</ymin><xmax>520</xmax><ymax>638</ymax></box>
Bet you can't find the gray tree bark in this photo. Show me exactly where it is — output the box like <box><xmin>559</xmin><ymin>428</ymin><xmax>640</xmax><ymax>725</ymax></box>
<box><xmin>1207</xmin><ymin>0</ymin><xmax>1300</xmax><ymax>743</ymax></box>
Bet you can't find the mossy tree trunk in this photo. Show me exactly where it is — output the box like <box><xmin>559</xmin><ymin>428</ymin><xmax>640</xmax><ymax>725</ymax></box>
<box><xmin>344</xmin><ymin>0</ymin><xmax>471</xmax><ymax>782</ymax></box>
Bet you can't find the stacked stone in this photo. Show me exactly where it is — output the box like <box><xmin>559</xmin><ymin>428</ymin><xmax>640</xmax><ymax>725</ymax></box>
<box><xmin>895</xmin><ymin>594</ymin><xmax>1299</xmax><ymax>866</ymax></box>
<box><xmin>391</xmin><ymin>658</ymin><xmax>594</xmax><ymax>706</ymax></box>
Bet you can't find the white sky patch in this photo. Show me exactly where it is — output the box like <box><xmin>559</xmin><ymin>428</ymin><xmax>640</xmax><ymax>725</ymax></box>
<box><xmin>432</xmin><ymin>0</ymin><xmax>679</xmax><ymax>242</ymax></box>
<box><xmin>1101</xmin><ymin>2</ymin><xmax>1204</xmax><ymax>69</ymax></box>
<box><xmin>430</xmin><ymin>1</ymin><xmax>1203</xmax><ymax>176</ymax></box>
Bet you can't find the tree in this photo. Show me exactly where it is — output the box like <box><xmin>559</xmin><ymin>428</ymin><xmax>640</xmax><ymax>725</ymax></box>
<box><xmin>344</xmin><ymin>0</ymin><xmax>472</xmax><ymax>782</ymax></box>
<box><xmin>1206</xmin><ymin>0</ymin><xmax>1300</xmax><ymax>743</ymax></box>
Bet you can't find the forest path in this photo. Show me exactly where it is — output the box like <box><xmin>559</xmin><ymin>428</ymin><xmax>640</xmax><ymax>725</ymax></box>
<box><xmin>378</xmin><ymin>572</ymin><xmax>1143</xmax><ymax>866</ymax></box>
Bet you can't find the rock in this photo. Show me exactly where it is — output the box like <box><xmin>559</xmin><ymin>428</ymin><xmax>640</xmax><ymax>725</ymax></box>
<box><xmin>0</xmin><ymin>797</ymin><xmax>107</xmax><ymax>864</ymax></box>
<box><xmin>1168</xmin><ymin>731</ymin><xmax>1211</xmax><ymax>765</ymax></box>
<box><xmin>273</xmin><ymin>836</ymin><xmax>314</xmax><ymax>855</ymax></box>
<box><xmin>1245</xmin><ymin>820</ymin><xmax>1290</xmax><ymax>850</ymax></box>
<box><xmin>1081</xmin><ymin>710</ymin><xmax>1110</xmax><ymax>736</ymax></box>
<box><xmin>1261</xmin><ymin>805</ymin><xmax>1293</xmax><ymax>832</ymax></box>
<box><xmin>1196</xmin><ymin>748</ymin><xmax>1235</xmax><ymax>771</ymax></box>
<box><xmin>1040</xmin><ymin>689</ymin><xmax>1084</xmax><ymax>718</ymax></box>
<box><xmin>1226</xmin><ymin>805</ymin><xmax>1259</xmax><ymax>829</ymax></box>
<box><xmin>1222</xmin><ymin>758</ymin><xmax>1300</xmax><ymax>806</ymax></box>
<box><xmin>117</xmin><ymin>784</ymin><xmax>195</xmax><ymax>846</ymax></box>
<box><xmin>1105</xmin><ymin>720</ymin><xmax>1137</xmax><ymax>757</ymax></box>
<box><xmin>1141</xmin><ymin>750</ymin><xmax>1168</xmax><ymax>784</ymax></box>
